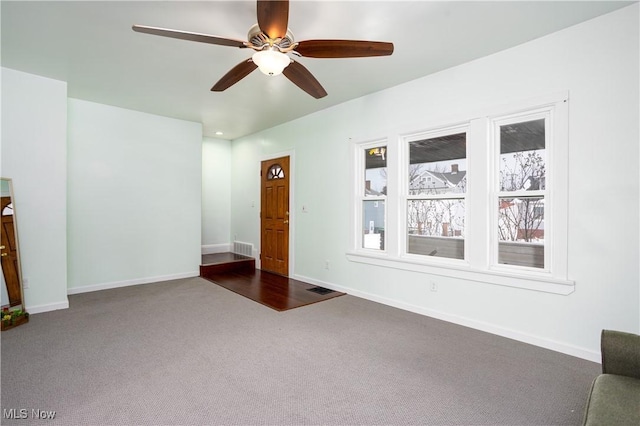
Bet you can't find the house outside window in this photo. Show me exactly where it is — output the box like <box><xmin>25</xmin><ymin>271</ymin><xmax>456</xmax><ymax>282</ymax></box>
<box><xmin>405</xmin><ymin>129</ymin><xmax>467</xmax><ymax>260</ymax></box>
<box><xmin>348</xmin><ymin>93</ymin><xmax>570</xmax><ymax>294</ymax></box>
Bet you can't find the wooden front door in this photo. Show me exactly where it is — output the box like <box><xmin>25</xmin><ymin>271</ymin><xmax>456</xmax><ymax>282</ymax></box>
<box><xmin>260</xmin><ymin>156</ymin><xmax>290</xmax><ymax>276</ymax></box>
<box><xmin>1</xmin><ymin>197</ymin><xmax>21</xmax><ymax>307</ymax></box>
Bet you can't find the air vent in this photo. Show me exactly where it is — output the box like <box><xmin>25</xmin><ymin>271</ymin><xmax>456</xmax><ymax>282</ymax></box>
<box><xmin>233</xmin><ymin>241</ymin><xmax>253</xmax><ymax>257</ymax></box>
<box><xmin>307</xmin><ymin>286</ymin><xmax>335</xmax><ymax>295</ymax></box>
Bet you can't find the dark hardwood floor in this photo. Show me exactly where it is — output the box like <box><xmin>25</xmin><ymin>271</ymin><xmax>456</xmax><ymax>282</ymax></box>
<box><xmin>200</xmin><ymin>253</ymin><xmax>344</xmax><ymax>311</ymax></box>
<box><xmin>201</xmin><ymin>252</ymin><xmax>255</xmax><ymax>274</ymax></box>
<box><xmin>202</xmin><ymin>252</ymin><xmax>253</xmax><ymax>265</ymax></box>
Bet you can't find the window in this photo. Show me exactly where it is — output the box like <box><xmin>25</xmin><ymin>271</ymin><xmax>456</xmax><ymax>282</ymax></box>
<box><xmin>349</xmin><ymin>93</ymin><xmax>571</xmax><ymax>294</ymax></box>
<box><xmin>494</xmin><ymin>116</ymin><xmax>547</xmax><ymax>270</ymax></box>
<box><xmin>267</xmin><ymin>164</ymin><xmax>285</xmax><ymax>180</ymax></box>
<box><xmin>2</xmin><ymin>203</ymin><xmax>13</xmax><ymax>216</ymax></box>
<box><xmin>405</xmin><ymin>129</ymin><xmax>467</xmax><ymax>260</ymax></box>
<box><xmin>360</xmin><ymin>144</ymin><xmax>387</xmax><ymax>251</ymax></box>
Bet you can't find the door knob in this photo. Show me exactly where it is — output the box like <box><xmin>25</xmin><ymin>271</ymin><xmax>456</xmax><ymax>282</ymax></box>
<box><xmin>284</xmin><ymin>220</ymin><xmax>289</xmax><ymax>224</ymax></box>
<box><xmin>0</xmin><ymin>245</ymin><xmax>4</xmax><ymax>250</ymax></box>
<box><xmin>1</xmin><ymin>253</ymin><xmax>7</xmax><ymax>257</ymax></box>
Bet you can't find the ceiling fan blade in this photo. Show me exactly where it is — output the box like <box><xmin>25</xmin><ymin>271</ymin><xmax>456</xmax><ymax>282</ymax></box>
<box><xmin>211</xmin><ymin>59</ymin><xmax>258</xmax><ymax>92</ymax></box>
<box><xmin>283</xmin><ymin>60</ymin><xmax>327</xmax><ymax>99</ymax></box>
<box><xmin>132</xmin><ymin>25</ymin><xmax>247</xmax><ymax>48</ymax></box>
<box><xmin>257</xmin><ymin>0</ymin><xmax>289</xmax><ymax>39</ymax></box>
<box><xmin>295</xmin><ymin>40</ymin><xmax>394</xmax><ymax>58</ymax></box>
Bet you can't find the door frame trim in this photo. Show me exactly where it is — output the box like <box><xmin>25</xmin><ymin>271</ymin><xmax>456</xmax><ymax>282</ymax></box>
<box><xmin>260</xmin><ymin>150</ymin><xmax>295</xmax><ymax>277</ymax></box>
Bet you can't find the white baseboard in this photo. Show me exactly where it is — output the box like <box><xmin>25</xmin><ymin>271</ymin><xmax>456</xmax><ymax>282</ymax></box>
<box><xmin>202</xmin><ymin>244</ymin><xmax>231</xmax><ymax>254</ymax></box>
<box><xmin>26</xmin><ymin>299</ymin><xmax>69</xmax><ymax>315</ymax></box>
<box><xmin>292</xmin><ymin>273</ymin><xmax>601</xmax><ymax>363</ymax></box>
<box><xmin>67</xmin><ymin>271</ymin><xmax>200</xmax><ymax>296</ymax></box>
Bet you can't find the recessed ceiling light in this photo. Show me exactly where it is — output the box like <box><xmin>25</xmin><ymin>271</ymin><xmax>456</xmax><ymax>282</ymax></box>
<box><xmin>215</xmin><ymin>131</ymin><xmax>223</xmax><ymax>136</ymax></box>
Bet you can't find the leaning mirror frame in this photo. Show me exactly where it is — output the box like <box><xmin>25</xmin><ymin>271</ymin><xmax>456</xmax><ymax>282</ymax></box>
<box><xmin>1</xmin><ymin>177</ymin><xmax>28</xmax><ymax>331</ymax></box>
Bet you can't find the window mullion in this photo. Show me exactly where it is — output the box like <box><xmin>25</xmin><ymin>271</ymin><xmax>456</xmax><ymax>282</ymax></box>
<box><xmin>385</xmin><ymin>135</ymin><xmax>399</xmax><ymax>256</ymax></box>
<box><xmin>465</xmin><ymin>117</ymin><xmax>489</xmax><ymax>269</ymax></box>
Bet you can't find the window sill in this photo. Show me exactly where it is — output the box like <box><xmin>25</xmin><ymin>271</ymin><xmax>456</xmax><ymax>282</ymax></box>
<box><xmin>345</xmin><ymin>251</ymin><xmax>575</xmax><ymax>295</ymax></box>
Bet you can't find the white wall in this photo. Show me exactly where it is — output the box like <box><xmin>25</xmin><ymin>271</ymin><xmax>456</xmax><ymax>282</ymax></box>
<box><xmin>230</xmin><ymin>137</ymin><xmax>262</xmax><ymax>248</ymax></box>
<box><xmin>229</xmin><ymin>5</ymin><xmax>639</xmax><ymax>360</ymax></box>
<box><xmin>202</xmin><ymin>137</ymin><xmax>231</xmax><ymax>253</ymax></box>
<box><xmin>1</xmin><ymin>68</ymin><xmax>69</xmax><ymax>312</ymax></box>
<box><xmin>67</xmin><ymin>99</ymin><xmax>202</xmax><ymax>293</ymax></box>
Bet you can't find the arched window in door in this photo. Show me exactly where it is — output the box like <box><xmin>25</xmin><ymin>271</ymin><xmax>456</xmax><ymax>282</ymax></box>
<box><xmin>2</xmin><ymin>203</ymin><xmax>13</xmax><ymax>216</ymax></box>
<box><xmin>267</xmin><ymin>164</ymin><xmax>285</xmax><ymax>180</ymax></box>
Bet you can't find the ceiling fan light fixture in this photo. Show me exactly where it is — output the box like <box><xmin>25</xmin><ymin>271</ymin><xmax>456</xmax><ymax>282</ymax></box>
<box><xmin>252</xmin><ymin>48</ymin><xmax>290</xmax><ymax>76</ymax></box>
<box><xmin>133</xmin><ymin>1</ymin><xmax>394</xmax><ymax>98</ymax></box>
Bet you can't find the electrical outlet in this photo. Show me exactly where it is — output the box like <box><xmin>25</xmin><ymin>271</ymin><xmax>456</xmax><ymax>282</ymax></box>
<box><xmin>430</xmin><ymin>281</ymin><xmax>438</xmax><ymax>292</ymax></box>
<box><xmin>324</xmin><ymin>260</ymin><xmax>330</xmax><ymax>270</ymax></box>
<box><xmin>22</xmin><ymin>278</ymin><xmax>29</xmax><ymax>289</ymax></box>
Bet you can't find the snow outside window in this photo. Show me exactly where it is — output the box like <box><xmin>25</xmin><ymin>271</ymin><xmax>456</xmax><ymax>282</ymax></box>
<box><xmin>348</xmin><ymin>93</ymin><xmax>571</xmax><ymax>294</ymax></box>
<box><xmin>405</xmin><ymin>128</ymin><xmax>467</xmax><ymax>260</ymax></box>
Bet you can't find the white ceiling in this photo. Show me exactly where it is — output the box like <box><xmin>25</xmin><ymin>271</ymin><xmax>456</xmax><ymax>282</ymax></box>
<box><xmin>1</xmin><ymin>1</ymin><xmax>633</xmax><ymax>140</ymax></box>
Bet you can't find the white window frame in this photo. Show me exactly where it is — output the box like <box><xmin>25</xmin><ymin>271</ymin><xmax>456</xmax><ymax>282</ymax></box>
<box><xmin>351</xmin><ymin>139</ymin><xmax>389</xmax><ymax>253</ymax></box>
<box><xmin>347</xmin><ymin>92</ymin><xmax>572</xmax><ymax>295</ymax></box>
<box><xmin>490</xmin><ymin>109</ymin><xmax>551</xmax><ymax>274</ymax></box>
<box><xmin>400</xmin><ymin>124</ymin><xmax>470</xmax><ymax>265</ymax></box>
<box><xmin>489</xmin><ymin>95</ymin><xmax>569</xmax><ymax>283</ymax></box>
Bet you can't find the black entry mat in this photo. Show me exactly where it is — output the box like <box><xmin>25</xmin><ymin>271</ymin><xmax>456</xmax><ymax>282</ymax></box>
<box><xmin>306</xmin><ymin>286</ymin><xmax>335</xmax><ymax>295</ymax></box>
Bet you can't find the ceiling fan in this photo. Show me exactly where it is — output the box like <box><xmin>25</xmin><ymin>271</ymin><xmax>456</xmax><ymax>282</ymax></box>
<box><xmin>132</xmin><ymin>0</ymin><xmax>394</xmax><ymax>99</ymax></box>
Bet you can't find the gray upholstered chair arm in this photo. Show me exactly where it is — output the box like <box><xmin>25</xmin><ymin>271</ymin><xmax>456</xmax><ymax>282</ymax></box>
<box><xmin>601</xmin><ymin>329</ymin><xmax>640</xmax><ymax>379</ymax></box>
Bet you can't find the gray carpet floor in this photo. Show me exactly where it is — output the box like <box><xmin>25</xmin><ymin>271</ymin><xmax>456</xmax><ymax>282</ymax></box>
<box><xmin>1</xmin><ymin>277</ymin><xmax>599</xmax><ymax>425</ymax></box>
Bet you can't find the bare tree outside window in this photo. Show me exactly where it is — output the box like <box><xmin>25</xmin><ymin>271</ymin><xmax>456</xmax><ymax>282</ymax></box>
<box><xmin>500</xmin><ymin>150</ymin><xmax>546</xmax><ymax>192</ymax></box>
<box><xmin>498</xmin><ymin>150</ymin><xmax>545</xmax><ymax>243</ymax></box>
<box><xmin>497</xmin><ymin>118</ymin><xmax>546</xmax><ymax>268</ymax></box>
<box><xmin>407</xmin><ymin>132</ymin><xmax>467</xmax><ymax>259</ymax></box>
